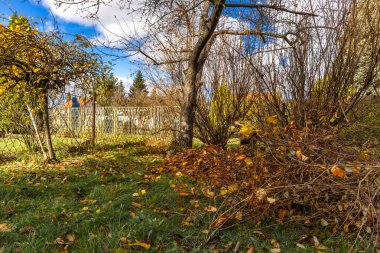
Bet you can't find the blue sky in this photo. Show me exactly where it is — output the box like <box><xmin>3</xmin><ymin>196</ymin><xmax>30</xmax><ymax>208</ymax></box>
<box><xmin>0</xmin><ymin>0</ymin><xmax>138</xmax><ymax>89</ymax></box>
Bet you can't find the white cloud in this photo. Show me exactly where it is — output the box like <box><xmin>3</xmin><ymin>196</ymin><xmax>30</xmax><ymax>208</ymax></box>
<box><xmin>38</xmin><ymin>0</ymin><xmax>150</xmax><ymax>45</ymax></box>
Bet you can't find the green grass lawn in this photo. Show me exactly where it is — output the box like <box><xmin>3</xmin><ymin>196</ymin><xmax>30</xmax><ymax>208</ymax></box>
<box><xmin>0</xmin><ymin>145</ymin><xmax>368</xmax><ymax>252</ymax></box>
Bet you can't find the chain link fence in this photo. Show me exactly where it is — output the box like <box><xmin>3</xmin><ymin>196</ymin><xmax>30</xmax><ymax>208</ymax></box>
<box><xmin>0</xmin><ymin>105</ymin><xmax>179</xmax><ymax>158</ymax></box>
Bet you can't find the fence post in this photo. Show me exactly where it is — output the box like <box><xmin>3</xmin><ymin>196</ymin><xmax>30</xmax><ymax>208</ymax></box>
<box><xmin>67</xmin><ymin>107</ymin><xmax>71</xmax><ymax>132</ymax></box>
<box><xmin>113</xmin><ymin>107</ymin><xmax>118</xmax><ymax>137</ymax></box>
<box><xmin>91</xmin><ymin>93</ymin><xmax>96</xmax><ymax>147</ymax></box>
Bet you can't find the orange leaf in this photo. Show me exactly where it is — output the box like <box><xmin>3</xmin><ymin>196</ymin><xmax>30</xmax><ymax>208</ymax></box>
<box><xmin>131</xmin><ymin>202</ymin><xmax>143</xmax><ymax>209</ymax></box>
<box><xmin>213</xmin><ymin>215</ymin><xmax>228</xmax><ymax>228</ymax></box>
<box><xmin>236</xmin><ymin>155</ymin><xmax>246</xmax><ymax>161</ymax></box>
<box><xmin>331</xmin><ymin>166</ymin><xmax>345</xmax><ymax>178</ymax></box>
<box><xmin>278</xmin><ymin>209</ymin><xmax>287</xmax><ymax>220</ymax></box>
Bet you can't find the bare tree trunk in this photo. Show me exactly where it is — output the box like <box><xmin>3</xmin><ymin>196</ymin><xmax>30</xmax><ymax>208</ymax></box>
<box><xmin>91</xmin><ymin>92</ymin><xmax>96</xmax><ymax>147</ymax></box>
<box><xmin>178</xmin><ymin>1</ymin><xmax>225</xmax><ymax>148</ymax></box>
<box><xmin>42</xmin><ymin>88</ymin><xmax>55</xmax><ymax>161</ymax></box>
<box><xmin>179</xmin><ymin>67</ymin><xmax>198</xmax><ymax>147</ymax></box>
<box><xmin>27</xmin><ymin>104</ymin><xmax>47</xmax><ymax>160</ymax></box>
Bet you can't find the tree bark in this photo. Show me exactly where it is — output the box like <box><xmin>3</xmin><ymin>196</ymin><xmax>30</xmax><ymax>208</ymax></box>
<box><xmin>179</xmin><ymin>67</ymin><xmax>198</xmax><ymax>147</ymax></box>
<box><xmin>178</xmin><ymin>0</ymin><xmax>225</xmax><ymax>148</ymax></box>
<box><xmin>42</xmin><ymin>88</ymin><xmax>55</xmax><ymax>161</ymax></box>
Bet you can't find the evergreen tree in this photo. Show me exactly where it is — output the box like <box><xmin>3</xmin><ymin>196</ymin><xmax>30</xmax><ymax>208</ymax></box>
<box><xmin>129</xmin><ymin>71</ymin><xmax>147</xmax><ymax>98</ymax></box>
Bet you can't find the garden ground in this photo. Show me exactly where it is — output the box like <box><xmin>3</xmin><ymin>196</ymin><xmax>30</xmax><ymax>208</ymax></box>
<box><xmin>0</xmin><ymin>145</ymin><xmax>366</xmax><ymax>252</ymax></box>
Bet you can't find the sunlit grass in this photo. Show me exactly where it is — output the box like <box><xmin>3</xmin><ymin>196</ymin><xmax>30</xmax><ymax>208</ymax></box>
<box><xmin>0</xmin><ymin>146</ymin><xmax>368</xmax><ymax>252</ymax></box>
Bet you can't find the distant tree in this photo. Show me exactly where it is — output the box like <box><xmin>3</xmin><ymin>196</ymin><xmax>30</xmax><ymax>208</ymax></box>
<box><xmin>129</xmin><ymin>71</ymin><xmax>147</xmax><ymax>98</ymax></box>
<box><xmin>96</xmin><ymin>73</ymin><xmax>128</xmax><ymax>106</ymax></box>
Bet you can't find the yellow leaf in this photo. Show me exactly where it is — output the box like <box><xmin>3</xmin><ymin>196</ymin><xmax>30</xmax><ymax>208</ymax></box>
<box><xmin>204</xmin><ymin>205</ymin><xmax>218</xmax><ymax>212</ymax></box>
<box><xmin>227</xmin><ymin>184</ymin><xmax>238</xmax><ymax>193</ymax></box>
<box><xmin>235</xmin><ymin>211</ymin><xmax>243</xmax><ymax>221</ymax></box>
<box><xmin>202</xmin><ymin>187</ymin><xmax>215</xmax><ymax>198</ymax></box>
<box><xmin>181</xmin><ymin>221</ymin><xmax>192</xmax><ymax>227</ymax></box>
<box><xmin>240</xmin><ymin>125</ymin><xmax>255</xmax><ymax>137</ymax></box>
<box><xmin>129</xmin><ymin>211</ymin><xmax>136</xmax><ymax>219</ymax></box>
<box><xmin>82</xmin><ymin>206</ymin><xmax>89</xmax><ymax>211</ymax></box>
<box><xmin>220</xmin><ymin>188</ymin><xmax>228</xmax><ymax>196</ymax></box>
<box><xmin>245</xmin><ymin>158</ymin><xmax>253</xmax><ymax>166</ymax></box>
<box><xmin>140</xmin><ymin>189</ymin><xmax>146</xmax><ymax>195</ymax></box>
<box><xmin>178</xmin><ymin>192</ymin><xmax>190</xmax><ymax>196</ymax></box>
<box><xmin>266</xmin><ymin>115</ymin><xmax>278</xmax><ymax>124</ymax></box>
<box><xmin>266</xmin><ymin>197</ymin><xmax>276</xmax><ymax>204</ymax></box>
<box><xmin>0</xmin><ymin>223</ymin><xmax>11</xmax><ymax>232</ymax></box>
<box><xmin>256</xmin><ymin>188</ymin><xmax>267</xmax><ymax>201</ymax></box>
<box><xmin>296</xmin><ymin>149</ymin><xmax>302</xmax><ymax>160</ymax></box>
<box><xmin>129</xmin><ymin>239</ymin><xmax>150</xmax><ymax>250</ymax></box>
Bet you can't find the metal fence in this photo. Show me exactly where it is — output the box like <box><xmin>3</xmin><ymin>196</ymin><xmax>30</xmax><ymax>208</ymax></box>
<box><xmin>0</xmin><ymin>106</ymin><xmax>179</xmax><ymax>158</ymax></box>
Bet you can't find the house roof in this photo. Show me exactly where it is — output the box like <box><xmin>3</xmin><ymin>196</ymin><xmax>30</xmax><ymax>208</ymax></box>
<box><xmin>63</xmin><ymin>98</ymin><xmax>91</xmax><ymax>108</ymax></box>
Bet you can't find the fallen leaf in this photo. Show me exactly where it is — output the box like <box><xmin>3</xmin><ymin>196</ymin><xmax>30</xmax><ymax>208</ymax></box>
<box><xmin>18</xmin><ymin>226</ymin><xmax>36</xmax><ymax>236</ymax></box>
<box><xmin>245</xmin><ymin>158</ymin><xmax>254</xmax><ymax>167</ymax></box>
<box><xmin>66</xmin><ymin>234</ymin><xmax>75</xmax><ymax>242</ymax></box>
<box><xmin>204</xmin><ymin>205</ymin><xmax>218</xmax><ymax>212</ymax></box>
<box><xmin>331</xmin><ymin>166</ymin><xmax>345</xmax><ymax>178</ymax></box>
<box><xmin>129</xmin><ymin>239</ymin><xmax>151</xmax><ymax>250</ymax></box>
<box><xmin>0</xmin><ymin>223</ymin><xmax>11</xmax><ymax>232</ymax></box>
<box><xmin>101</xmin><ymin>241</ymin><xmax>109</xmax><ymax>253</ymax></box>
<box><xmin>296</xmin><ymin>243</ymin><xmax>306</xmax><ymax>249</ymax></box>
<box><xmin>203</xmin><ymin>188</ymin><xmax>215</xmax><ymax>198</ymax></box>
<box><xmin>278</xmin><ymin>209</ymin><xmax>287</xmax><ymax>220</ymax></box>
<box><xmin>266</xmin><ymin>115</ymin><xmax>278</xmax><ymax>124</ymax></box>
<box><xmin>256</xmin><ymin>188</ymin><xmax>267</xmax><ymax>201</ymax></box>
<box><xmin>266</xmin><ymin>197</ymin><xmax>276</xmax><ymax>204</ymax></box>
<box><xmin>253</xmin><ymin>230</ymin><xmax>272</xmax><ymax>239</ymax></box>
<box><xmin>247</xmin><ymin>245</ymin><xmax>255</xmax><ymax>253</ymax></box>
<box><xmin>220</xmin><ymin>188</ymin><xmax>229</xmax><ymax>196</ymax></box>
<box><xmin>228</xmin><ymin>184</ymin><xmax>238</xmax><ymax>193</ymax></box>
<box><xmin>120</xmin><ymin>237</ymin><xmax>130</xmax><ymax>244</ymax></box>
<box><xmin>235</xmin><ymin>211</ymin><xmax>243</xmax><ymax>221</ymax></box>
<box><xmin>129</xmin><ymin>211</ymin><xmax>136</xmax><ymax>219</ymax></box>
<box><xmin>213</xmin><ymin>215</ymin><xmax>228</xmax><ymax>228</ymax></box>
<box><xmin>236</xmin><ymin>154</ymin><xmax>246</xmax><ymax>161</ymax></box>
<box><xmin>178</xmin><ymin>192</ymin><xmax>191</xmax><ymax>197</ymax></box>
<box><xmin>55</xmin><ymin>237</ymin><xmax>66</xmax><ymax>245</ymax></box>
<box><xmin>296</xmin><ymin>149</ymin><xmax>303</xmax><ymax>160</ymax></box>
<box><xmin>320</xmin><ymin>218</ymin><xmax>329</xmax><ymax>227</ymax></box>
<box><xmin>131</xmin><ymin>202</ymin><xmax>143</xmax><ymax>209</ymax></box>
<box><xmin>270</xmin><ymin>239</ymin><xmax>281</xmax><ymax>253</ymax></box>
<box><xmin>56</xmin><ymin>248</ymin><xmax>68</xmax><ymax>253</ymax></box>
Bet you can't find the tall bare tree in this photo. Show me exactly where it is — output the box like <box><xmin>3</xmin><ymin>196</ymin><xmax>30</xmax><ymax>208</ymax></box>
<box><xmin>53</xmin><ymin>0</ymin><xmax>317</xmax><ymax>147</ymax></box>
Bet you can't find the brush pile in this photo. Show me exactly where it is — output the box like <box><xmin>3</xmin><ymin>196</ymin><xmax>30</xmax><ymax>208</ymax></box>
<box><xmin>153</xmin><ymin>127</ymin><xmax>380</xmax><ymax>249</ymax></box>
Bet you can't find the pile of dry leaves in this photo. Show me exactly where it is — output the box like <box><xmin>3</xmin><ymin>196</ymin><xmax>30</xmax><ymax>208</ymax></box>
<box><xmin>153</xmin><ymin>128</ymin><xmax>380</xmax><ymax>250</ymax></box>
